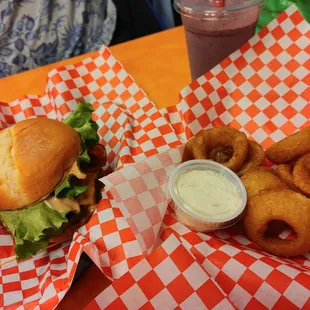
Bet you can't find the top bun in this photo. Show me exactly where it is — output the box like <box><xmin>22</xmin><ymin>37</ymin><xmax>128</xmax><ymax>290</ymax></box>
<box><xmin>0</xmin><ymin>118</ymin><xmax>80</xmax><ymax>210</ymax></box>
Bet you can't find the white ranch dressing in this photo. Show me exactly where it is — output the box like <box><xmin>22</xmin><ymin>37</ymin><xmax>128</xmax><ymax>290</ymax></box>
<box><xmin>176</xmin><ymin>169</ymin><xmax>241</xmax><ymax>219</ymax></box>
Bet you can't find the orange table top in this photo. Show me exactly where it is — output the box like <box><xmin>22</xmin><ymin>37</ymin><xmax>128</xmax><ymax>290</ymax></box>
<box><xmin>0</xmin><ymin>26</ymin><xmax>190</xmax><ymax>109</ymax></box>
<box><xmin>0</xmin><ymin>26</ymin><xmax>190</xmax><ymax>310</ymax></box>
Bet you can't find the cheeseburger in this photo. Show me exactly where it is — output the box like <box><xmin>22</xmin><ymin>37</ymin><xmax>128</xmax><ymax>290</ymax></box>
<box><xmin>0</xmin><ymin>101</ymin><xmax>106</xmax><ymax>260</ymax></box>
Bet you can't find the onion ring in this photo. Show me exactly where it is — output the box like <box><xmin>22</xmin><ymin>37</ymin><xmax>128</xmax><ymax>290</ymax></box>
<box><xmin>266</xmin><ymin>127</ymin><xmax>310</xmax><ymax>164</ymax></box>
<box><xmin>191</xmin><ymin>127</ymin><xmax>248</xmax><ymax>172</ymax></box>
<box><xmin>243</xmin><ymin>189</ymin><xmax>310</xmax><ymax>257</ymax></box>
<box><xmin>192</xmin><ymin>132</ymin><xmax>208</xmax><ymax>160</ymax></box>
<box><xmin>241</xmin><ymin>167</ymin><xmax>289</xmax><ymax>200</ymax></box>
<box><xmin>293</xmin><ymin>153</ymin><xmax>310</xmax><ymax>195</ymax></box>
<box><xmin>237</xmin><ymin>141</ymin><xmax>265</xmax><ymax>176</ymax></box>
<box><xmin>276</xmin><ymin>163</ymin><xmax>295</xmax><ymax>188</ymax></box>
<box><xmin>182</xmin><ymin>137</ymin><xmax>195</xmax><ymax>162</ymax></box>
<box><xmin>208</xmin><ymin>146</ymin><xmax>233</xmax><ymax>164</ymax></box>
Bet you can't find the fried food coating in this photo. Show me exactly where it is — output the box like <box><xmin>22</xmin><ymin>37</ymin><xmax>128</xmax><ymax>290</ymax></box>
<box><xmin>277</xmin><ymin>163</ymin><xmax>295</xmax><ymax>188</ymax></box>
<box><xmin>190</xmin><ymin>127</ymin><xmax>248</xmax><ymax>172</ymax></box>
<box><xmin>192</xmin><ymin>132</ymin><xmax>208</xmax><ymax>160</ymax></box>
<box><xmin>237</xmin><ymin>141</ymin><xmax>265</xmax><ymax>176</ymax></box>
<box><xmin>241</xmin><ymin>167</ymin><xmax>289</xmax><ymax>199</ymax></box>
<box><xmin>243</xmin><ymin>189</ymin><xmax>310</xmax><ymax>257</ymax></box>
<box><xmin>293</xmin><ymin>153</ymin><xmax>310</xmax><ymax>195</ymax></box>
<box><xmin>265</xmin><ymin>127</ymin><xmax>310</xmax><ymax>164</ymax></box>
<box><xmin>208</xmin><ymin>146</ymin><xmax>233</xmax><ymax>164</ymax></box>
<box><xmin>182</xmin><ymin>136</ymin><xmax>195</xmax><ymax>162</ymax></box>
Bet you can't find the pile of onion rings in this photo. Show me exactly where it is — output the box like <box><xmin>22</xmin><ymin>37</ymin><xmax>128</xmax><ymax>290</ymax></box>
<box><xmin>182</xmin><ymin>127</ymin><xmax>265</xmax><ymax>176</ymax></box>
<box><xmin>183</xmin><ymin>126</ymin><xmax>310</xmax><ymax>257</ymax></box>
<box><xmin>241</xmin><ymin>127</ymin><xmax>310</xmax><ymax>257</ymax></box>
<box><xmin>266</xmin><ymin>127</ymin><xmax>310</xmax><ymax>196</ymax></box>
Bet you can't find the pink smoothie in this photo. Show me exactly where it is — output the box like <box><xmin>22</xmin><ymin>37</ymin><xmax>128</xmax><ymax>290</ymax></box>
<box><xmin>181</xmin><ymin>5</ymin><xmax>261</xmax><ymax>80</ymax></box>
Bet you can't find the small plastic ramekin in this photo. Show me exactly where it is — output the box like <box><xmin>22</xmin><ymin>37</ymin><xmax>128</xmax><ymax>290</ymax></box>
<box><xmin>168</xmin><ymin>160</ymin><xmax>247</xmax><ymax>232</ymax></box>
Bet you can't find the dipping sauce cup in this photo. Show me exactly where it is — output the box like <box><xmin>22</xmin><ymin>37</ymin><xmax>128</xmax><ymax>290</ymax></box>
<box><xmin>168</xmin><ymin>160</ymin><xmax>247</xmax><ymax>232</ymax></box>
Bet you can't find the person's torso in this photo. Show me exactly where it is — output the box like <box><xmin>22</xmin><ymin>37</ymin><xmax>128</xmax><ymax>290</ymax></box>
<box><xmin>0</xmin><ymin>0</ymin><xmax>116</xmax><ymax>77</ymax></box>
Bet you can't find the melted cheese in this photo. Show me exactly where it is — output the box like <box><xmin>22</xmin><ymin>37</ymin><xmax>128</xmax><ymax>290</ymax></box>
<box><xmin>67</xmin><ymin>161</ymin><xmax>87</xmax><ymax>179</ymax></box>
<box><xmin>46</xmin><ymin>196</ymin><xmax>80</xmax><ymax>213</ymax></box>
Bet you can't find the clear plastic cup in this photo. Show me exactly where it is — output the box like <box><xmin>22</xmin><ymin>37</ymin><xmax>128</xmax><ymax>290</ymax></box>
<box><xmin>168</xmin><ymin>160</ymin><xmax>247</xmax><ymax>232</ymax></box>
<box><xmin>174</xmin><ymin>0</ymin><xmax>264</xmax><ymax>80</ymax></box>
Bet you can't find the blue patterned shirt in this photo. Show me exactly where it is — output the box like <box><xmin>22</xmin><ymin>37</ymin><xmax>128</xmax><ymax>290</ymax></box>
<box><xmin>0</xmin><ymin>0</ymin><xmax>116</xmax><ymax>77</ymax></box>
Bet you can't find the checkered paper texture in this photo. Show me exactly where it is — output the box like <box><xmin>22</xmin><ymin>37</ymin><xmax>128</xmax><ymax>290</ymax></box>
<box><xmin>85</xmin><ymin>233</ymin><xmax>235</xmax><ymax>310</ymax></box>
<box><xmin>88</xmin><ymin>216</ymin><xmax>310</xmax><ymax>310</ymax></box>
<box><xmin>77</xmin><ymin>147</ymin><xmax>183</xmax><ymax>281</ymax></box>
<box><xmin>0</xmin><ymin>45</ymin><xmax>182</xmax><ymax>308</ymax></box>
<box><xmin>1</xmin><ymin>4</ymin><xmax>309</xmax><ymax>309</ymax></box>
<box><xmin>162</xmin><ymin>5</ymin><xmax>310</xmax><ymax>147</ymax></box>
<box><xmin>88</xmin><ymin>147</ymin><xmax>310</xmax><ymax>310</ymax></box>
<box><xmin>88</xmin><ymin>5</ymin><xmax>310</xmax><ymax>310</ymax></box>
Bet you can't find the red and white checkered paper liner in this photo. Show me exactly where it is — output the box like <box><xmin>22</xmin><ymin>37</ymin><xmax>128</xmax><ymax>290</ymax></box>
<box><xmin>0</xmin><ymin>4</ymin><xmax>310</xmax><ymax>310</ymax></box>
<box><xmin>86</xmin><ymin>5</ymin><xmax>310</xmax><ymax>310</ymax></box>
<box><xmin>0</xmin><ymin>45</ymin><xmax>181</xmax><ymax>308</ymax></box>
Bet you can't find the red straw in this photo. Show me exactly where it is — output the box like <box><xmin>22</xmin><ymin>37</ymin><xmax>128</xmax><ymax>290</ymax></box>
<box><xmin>208</xmin><ymin>0</ymin><xmax>225</xmax><ymax>7</ymax></box>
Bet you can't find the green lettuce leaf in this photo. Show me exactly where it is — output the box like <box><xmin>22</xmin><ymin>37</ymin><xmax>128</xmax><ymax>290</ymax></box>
<box><xmin>14</xmin><ymin>238</ymin><xmax>49</xmax><ymax>262</ymax></box>
<box><xmin>0</xmin><ymin>202</ymin><xmax>70</xmax><ymax>260</ymax></box>
<box><xmin>55</xmin><ymin>100</ymin><xmax>100</xmax><ymax>199</ymax></box>
<box><xmin>55</xmin><ymin>174</ymin><xmax>88</xmax><ymax>199</ymax></box>
<box><xmin>63</xmin><ymin>100</ymin><xmax>100</xmax><ymax>163</ymax></box>
<box><xmin>79</xmin><ymin>149</ymin><xmax>91</xmax><ymax>164</ymax></box>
